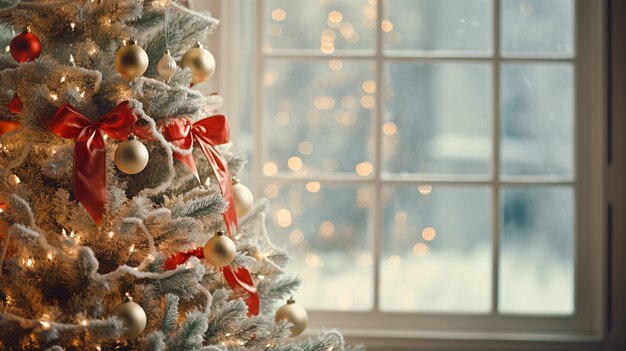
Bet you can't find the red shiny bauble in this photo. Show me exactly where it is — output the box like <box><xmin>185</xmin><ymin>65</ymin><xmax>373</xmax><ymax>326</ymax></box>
<box><xmin>8</xmin><ymin>93</ymin><xmax>22</xmax><ymax>113</ymax></box>
<box><xmin>10</xmin><ymin>30</ymin><xmax>42</xmax><ymax>63</ymax></box>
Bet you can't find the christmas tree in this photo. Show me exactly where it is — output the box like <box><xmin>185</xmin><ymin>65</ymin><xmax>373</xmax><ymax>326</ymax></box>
<box><xmin>0</xmin><ymin>1</ymin><xmax>360</xmax><ymax>350</ymax></box>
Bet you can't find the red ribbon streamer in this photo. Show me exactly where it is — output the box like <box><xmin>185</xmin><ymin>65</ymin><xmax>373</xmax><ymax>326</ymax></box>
<box><xmin>48</xmin><ymin>102</ymin><xmax>137</xmax><ymax>224</ymax></box>
<box><xmin>145</xmin><ymin>116</ymin><xmax>260</xmax><ymax>315</ymax></box>
<box><xmin>135</xmin><ymin>116</ymin><xmax>238</xmax><ymax>234</ymax></box>
<box><xmin>0</xmin><ymin>121</ymin><xmax>21</xmax><ymax>135</ymax></box>
<box><xmin>224</xmin><ymin>266</ymin><xmax>260</xmax><ymax>316</ymax></box>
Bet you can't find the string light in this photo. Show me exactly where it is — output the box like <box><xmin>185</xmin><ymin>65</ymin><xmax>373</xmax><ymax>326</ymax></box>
<box><xmin>11</xmin><ymin>174</ymin><xmax>20</xmax><ymax>184</ymax></box>
<box><xmin>47</xmin><ymin>252</ymin><xmax>53</xmax><ymax>260</ymax></box>
<box><xmin>69</xmin><ymin>54</ymin><xmax>75</xmax><ymax>66</ymax></box>
<box><xmin>60</xmin><ymin>76</ymin><xmax>66</xmax><ymax>83</ymax></box>
<box><xmin>70</xmin><ymin>22</ymin><xmax>76</xmax><ymax>31</ymax></box>
<box><xmin>107</xmin><ymin>231</ymin><xmax>115</xmax><ymax>238</ymax></box>
<box><xmin>50</xmin><ymin>93</ymin><xmax>59</xmax><ymax>101</ymax></box>
<box><xmin>81</xmin><ymin>320</ymin><xmax>88</xmax><ymax>326</ymax></box>
<box><xmin>40</xmin><ymin>321</ymin><xmax>51</xmax><ymax>329</ymax></box>
<box><xmin>129</xmin><ymin>244</ymin><xmax>135</xmax><ymax>253</ymax></box>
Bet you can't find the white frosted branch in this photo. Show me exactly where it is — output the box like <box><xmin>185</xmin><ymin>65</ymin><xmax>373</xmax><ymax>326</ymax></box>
<box><xmin>121</xmin><ymin>217</ymin><xmax>156</xmax><ymax>271</ymax></box>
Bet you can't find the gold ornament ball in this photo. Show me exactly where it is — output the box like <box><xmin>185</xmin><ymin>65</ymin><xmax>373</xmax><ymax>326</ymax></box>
<box><xmin>115</xmin><ymin>39</ymin><xmax>149</xmax><ymax>80</ymax></box>
<box><xmin>275</xmin><ymin>298</ymin><xmax>309</xmax><ymax>337</ymax></box>
<box><xmin>114</xmin><ymin>138</ymin><xmax>149</xmax><ymax>175</ymax></box>
<box><xmin>180</xmin><ymin>42</ymin><xmax>216</xmax><ymax>84</ymax></box>
<box><xmin>112</xmin><ymin>296</ymin><xmax>147</xmax><ymax>338</ymax></box>
<box><xmin>158</xmin><ymin>49</ymin><xmax>178</xmax><ymax>81</ymax></box>
<box><xmin>232</xmin><ymin>177</ymin><xmax>254</xmax><ymax>218</ymax></box>
<box><xmin>203</xmin><ymin>230</ymin><xmax>236</xmax><ymax>268</ymax></box>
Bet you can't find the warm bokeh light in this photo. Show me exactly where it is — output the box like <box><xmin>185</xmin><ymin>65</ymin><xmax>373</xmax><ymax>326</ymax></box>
<box><xmin>356</xmin><ymin>161</ymin><xmax>374</xmax><ymax>176</ymax></box>
<box><xmin>413</xmin><ymin>243</ymin><xmax>429</xmax><ymax>257</ymax></box>
<box><xmin>329</xmin><ymin>59</ymin><xmax>343</xmax><ymax>71</ymax></box>
<box><xmin>263</xmin><ymin>162</ymin><xmax>278</xmax><ymax>176</ymax></box>
<box><xmin>289</xmin><ymin>229</ymin><xmax>304</xmax><ymax>244</ymax></box>
<box><xmin>276</xmin><ymin>209</ymin><xmax>292</xmax><ymax>227</ymax></box>
<box><xmin>267</xmin><ymin>24</ymin><xmax>282</xmax><ymax>37</ymax></box>
<box><xmin>271</xmin><ymin>8</ymin><xmax>287</xmax><ymax>21</ymax></box>
<box><xmin>320</xmin><ymin>220</ymin><xmax>335</xmax><ymax>237</ymax></box>
<box><xmin>383</xmin><ymin>122</ymin><xmax>397</xmax><ymax>136</ymax></box>
<box><xmin>327</xmin><ymin>10</ymin><xmax>343</xmax><ymax>25</ymax></box>
<box><xmin>305</xmin><ymin>181</ymin><xmax>321</xmax><ymax>193</ymax></box>
<box><xmin>305</xmin><ymin>252</ymin><xmax>322</xmax><ymax>268</ymax></box>
<box><xmin>422</xmin><ymin>227</ymin><xmax>437</xmax><ymax>241</ymax></box>
<box><xmin>360</xmin><ymin>95</ymin><xmax>375</xmax><ymax>109</ymax></box>
<box><xmin>298</xmin><ymin>141</ymin><xmax>314</xmax><ymax>155</ymax></box>
<box><xmin>395</xmin><ymin>210</ymin><xmax>407</xmax><ymax>223</ymax></box>
<box><xmin>381</xmin><ymin>19</ymin><xmax>394</xmax><ymax>32</ymax></box>
<box><xmin>362</xmin><ymin>80</ymin><xmax>376</xmax><ymax>94</ymax></box>
<box><xmin>387</xmin><ymin>255</ymin><xmax>401</xmax><ymax>267</ymax></box>
<box><xmin>264</xmin><ymin>70</ymin><xmax>278</xmax><ymax>86</ymax></box>
<box><xmin>275</xmin><ymin>112</ymin><xmax>290</xmax><ymax>125</ymax></box>
<box><xmin>287</xmin><ymin>156</ymin><xmax>303</xmax><ymax>171</ymax></box>
<box><xmin>264</xmin><ymin>184</ymin><xmax>280</xmax><ymax>198</ymax></box>
<box><xmin>418</xmin><ymin>184</ymin><xmax>433</xmax><ymax>195</ymax></box>
<box><xmin>314</xmin><ymin>96</ymin><xmax>336</xmax><ymax>109</ymax></box>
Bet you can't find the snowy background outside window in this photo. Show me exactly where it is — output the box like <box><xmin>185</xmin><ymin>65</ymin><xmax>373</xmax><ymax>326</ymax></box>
<box><xmin>236</xmin><ymin>0</ymin><xmax>575</xmax><ymax>314</ymax></box>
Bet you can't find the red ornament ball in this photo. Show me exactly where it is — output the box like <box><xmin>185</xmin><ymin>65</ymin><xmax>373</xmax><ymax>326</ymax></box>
<box><xmin>8</xmin><ymin>93</ymin><xmax>22</xmax><ymax>114</ymax></box>
<box><xmin>10</xmin><ymin>29</ymin><xmax>42</xmax><ymax>63</ymax></box>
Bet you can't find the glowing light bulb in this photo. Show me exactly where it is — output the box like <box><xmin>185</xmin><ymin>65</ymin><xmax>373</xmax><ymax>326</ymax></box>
<box><xmin>129</xmin><ymin>244</ymin><xmax>135</xmax><ymax>253</ymax></box>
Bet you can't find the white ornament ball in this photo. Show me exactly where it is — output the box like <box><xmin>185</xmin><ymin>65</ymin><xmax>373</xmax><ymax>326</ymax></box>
<box><xmin>203</xmin><ymin>231</ymin><xmax>236</xmax><ymax>268</ymax></box>
<box><xmin>158</xmin><ymin>50</ymin><xmax>177</xmax><ymax>81</ymax></box>
<box><xmin>112</xmin><ymin>296</ymin><xmax>147</xmax><ymax>338</ymax></box>
<box><xmin>232</xmin><ymin>177</ymin><xmax>253</xmax><ymax>218</ymax></box>
<box><xmin>180</xmin><ymin>42</ymin><xmax>216</xmax><ymax>84</ymax></box>
<box><xmin>114</xmin><ymin>138</ymin><xmax>149</xmax><ymax>175</ymax></box>
<box><xmin>275</xmin><ymin>298</ymin><xmax>308</xmax><ymax>337</ymax></box>
<box><xmin>115</xmin><ymin>38</ymin><xmax>149</xmax><ymax>80</ymax></box>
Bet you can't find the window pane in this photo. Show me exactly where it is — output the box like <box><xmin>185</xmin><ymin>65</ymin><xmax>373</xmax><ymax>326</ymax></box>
<box><xmin>263</xmin><ymin>60</ymin><xmax>375</xmax><ymax>175</ymax></box>
<box><xmin>500</xmin><ymin>63</ymin><xmax>573</xmax><ymax>178</ymax></box>
<box><xmin>382</xmin><ymin>62</ymin><xmax>492</xmax><ymax>176</ymax></box>
<box><xmin>499</xmin><ymin>186</ymin><xmax>574</xmax><ymax>314</ymax></box>
<box><xmin>501</xmin><ymin>0</ymin><xmax>574</xmax><ymax>57</ymax></box>
<box><xmin>380</xmin><ymin>185</ymin><xmax>491</xmax><ymax>313</ymax></box>
<box><xmin>383</xmin><ymin>0</ymin><xmax>493</xmax><ymax>54</ymax></box>
<box><xmin>264</xmin><ymin>0</ymin><xmax>376</xmax><ymax>53</ymax></box>
<box><xmin>267</xmin><ymin>183</ymin><xmax>373</xmax><ymax>311</ymax></box>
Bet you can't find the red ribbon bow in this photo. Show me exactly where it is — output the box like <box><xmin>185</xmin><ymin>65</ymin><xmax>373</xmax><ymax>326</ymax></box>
<box><xmin>48</xmin><ymin>101</ymin><xmax>137</xmax><ymax>224</ymax></box>
<box><xmin>135</xmin><ymin>116</ymin><xmax>238</xmax><ymax>234</ymax></box>
<box><xmin>0</xmin><ymin>121</ymin><xmax>21</xmax><ymax>135</ymax></box>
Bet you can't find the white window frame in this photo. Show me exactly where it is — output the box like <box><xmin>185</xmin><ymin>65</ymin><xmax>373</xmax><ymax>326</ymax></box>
<box><xmin>210</xmin><ymin>0</ymin><xmax>608</xmax><ymax>349</ymax></box>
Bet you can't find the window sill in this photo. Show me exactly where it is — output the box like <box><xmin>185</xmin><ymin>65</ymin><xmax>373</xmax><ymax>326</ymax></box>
<box><xmin>304</xmin><ymin>326</ymin><xmax>603</xmax><ymax>351</ymax></box>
